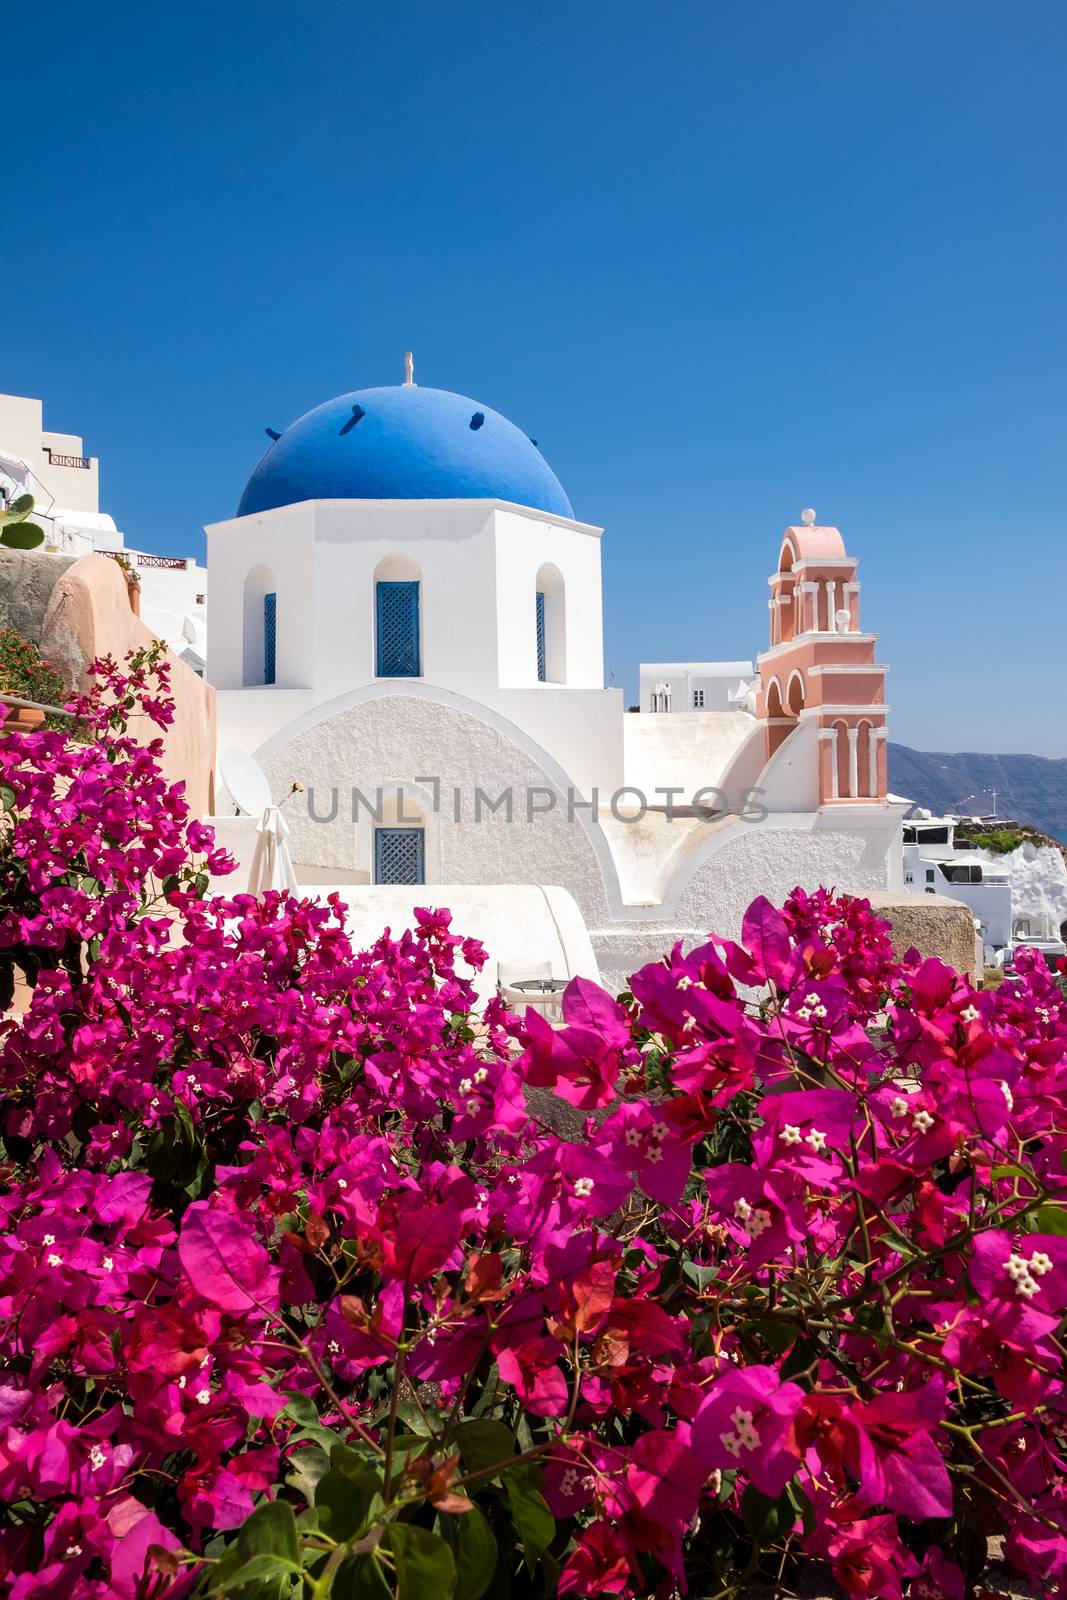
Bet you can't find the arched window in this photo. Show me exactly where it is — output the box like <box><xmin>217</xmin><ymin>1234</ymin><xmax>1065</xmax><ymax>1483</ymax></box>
<box><xmin>777</xmin><ymin>541</ymin><xmax>797</xmax><ymax>643</ymax></box>
<box><xmin>857</xmin><ymin>720</ymin><xmax>874</xmax><ymax>798</ymax></box>
<box><xmin>786</xmin><ymin>671</ymin><xmax>805</xmax><ymax>718</ymax></box>
<box><xmin>534</xmin><ymin>563</ymin><xmax>566</xmax><ymax>683</ymax></box>
<box><xmin>374</xmin><ymin>555</ymin><xmax>422</xmax><ymax>678</ymax></box>
<box><xmin>243</xmin><ymin>564</ymin><xmax>277</xmax><ymax>687</ymax></box>
<box><xmin>834</xmin><ymin>720</ymin><xmax>851</xmax><ymax>798</ymax></box>
<box><xmin>372</xmin><ymin>790</ymin><xmax>428</xmax><ymax>885</ymax></box>
<box><xmin>765</xmin><ymin>677</ymin><xmax>790</xmax><ymax>753</ymax></box>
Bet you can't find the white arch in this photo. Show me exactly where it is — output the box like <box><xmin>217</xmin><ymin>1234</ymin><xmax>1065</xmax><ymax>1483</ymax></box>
<box><xmin>243</xmin><ymin>563</ymin><xmax>276</xmax><ymax>687</ymax></box>
<box><xmin>534</xmin><ymin>561</ymin><xmax>567</xmax><ymax>684</ymax></box>
<box><xmin>786</xmin><ymin>670</ymin><xmax>806</xmax><ymax>717</ymax></box>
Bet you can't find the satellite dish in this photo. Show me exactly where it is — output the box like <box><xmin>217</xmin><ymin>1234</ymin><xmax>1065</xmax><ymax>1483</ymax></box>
<box><xmin>220</xmin><ymin>747</ymin><xmax>273</xmax><ymax>817</ymax></box>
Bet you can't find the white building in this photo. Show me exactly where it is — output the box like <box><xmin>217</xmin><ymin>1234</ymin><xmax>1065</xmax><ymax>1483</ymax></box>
<box><xmin>0</xmin><ymin>393</ymin><xmax>208</xmax><ymax>675</ymax></box>
<box><xmin>640</xmin><ymin>660</ymin><xmax>756</xmax><ymax>714</ymax></box>
<box><xmin>901</xmin><ymin>813</ymin><xmax>1012</xmax><ymax>955</ymax></box>
<box><xmin>206</xmin><ymin>365</ymin><xmax>904</xmax><ymax>989</ymax></box>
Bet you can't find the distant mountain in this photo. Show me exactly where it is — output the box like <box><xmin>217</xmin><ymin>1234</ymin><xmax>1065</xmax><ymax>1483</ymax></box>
<box><xmin>889</xmin><ymin>745</ymin><xmax>1067</xmax><ymax>844</ymax></box>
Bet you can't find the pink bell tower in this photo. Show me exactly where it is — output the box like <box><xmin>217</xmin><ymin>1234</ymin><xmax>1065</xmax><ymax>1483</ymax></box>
<box><xmin>756</xmin><ymin>511</ymin><xmax>888</xmax><ymax>804</ymax></box>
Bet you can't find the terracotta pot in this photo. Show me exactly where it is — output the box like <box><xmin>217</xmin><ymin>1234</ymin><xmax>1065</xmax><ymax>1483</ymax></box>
<box><xmin>0</xmin><ymin>698</ymin><xmax>45</xmax><ymax>734</ymax></box>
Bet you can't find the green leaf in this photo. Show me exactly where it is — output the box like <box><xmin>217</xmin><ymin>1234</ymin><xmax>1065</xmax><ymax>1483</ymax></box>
<box><xmin>740</xmin><ymin>1483</ymin><xmax>796</xmax><ymax>1543</ymax></box>
<box><xmin>438</xmin><ymin>1505</ymin><xmax>498</xmax><ymax>1600</ymax></box>
<box><xmin>454</xmin><ymin>1419</ymin><xmax>516</xmax><ymax>1479</ymax></box>
<box><xmin>203</xmin><ymin>1550</ymin><xmax>301</xmax><ymax>1595</ymax></box>
<box><xmin>238</xmin><ymin>1500</ymin><xmax>300</xmax><ymax>1565</ymax></box>
<box><xmin>5</xmin><ymin>493</ymin><xmax>34</xmax><ymax>518</ymax></box>
<box><xmin>392</xmin><ymin>1399</ymin><xmax>438</xmax><ymax>1436</ymax></box>
<box><xmin>741</xmin><ymin>1316</ymin><xmax>796</xmax><ymax>1356</ymax></box>
<box><xmin>0</xmin><ymin>785</ymin><xmax>14</xmax><ymax>813</ymax></box>
<box><xmin>282</xmin><ymin>1392</ymin><xmax>344</xmax><ymax>1450</ymax></box>
<box><xmin>1035</xmin><ymin>1204</ymin><xmax>1067</xmax><ymax>1236</ymax></box>
<box><xmin>381</xmin><ymin>1524</ymin><xmax>456</xmax><ymax>1599</ymax></box>
<box><xmin>285</xmin><ymin>1442</ymin><xmax>331</xmax><ymax>1502</ymax></box>
<box><xmin>682</xmin><ymin>1261</ymin><xmax>719</xmax><ymax>1291</ymax></box>
<box><xmin>330</xmin><ymin>1553</ymin><xmax>394</xmax><ymax>1600</ymax></box>
<box><xmin>0</xmin><ymin>523</ymin><xmax>45</xmax><ymax>550</ymax></box>
<box><xmin>314</xmin><ymin>1453</ymin><xmax>383</xmax><ymax>1543</ymax></box>
<box><xmin>502</xmin><ymin>1468</ymin><xmax>553</xmax><ymax>1573</ymax></box>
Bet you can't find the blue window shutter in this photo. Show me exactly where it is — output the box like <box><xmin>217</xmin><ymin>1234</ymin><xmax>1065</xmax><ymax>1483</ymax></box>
<box><xmin>374</xmin><ymin>827</ymin><xmax>425</xmax><ymax>884</ymax></box>
<box><xmin>376</xmin><ymin>581</ymin><xmax>420</xmax><ymax>677</ymax></box>
<box><xmin>535</xmin><ymin>591</ymin><xmax>546</xmax><ymax>682</ymax></box>
<box><xmin>263</xmin><ymin>592</ymin><xmax>277</xmax><ymax>685</ymax></box>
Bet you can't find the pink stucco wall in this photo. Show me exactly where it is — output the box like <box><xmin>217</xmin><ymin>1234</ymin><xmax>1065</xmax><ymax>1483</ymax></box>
<box><xmin>40</xmin><ymin>554</ymin><xmax>216</xmax><ymax>817</ymax></box>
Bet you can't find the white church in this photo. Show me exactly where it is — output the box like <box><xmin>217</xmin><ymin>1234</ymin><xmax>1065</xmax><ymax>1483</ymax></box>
<box><xmin>207</xmin><ymin>361</ymin><xmax>901</xmax><ymax>989</ymax></box>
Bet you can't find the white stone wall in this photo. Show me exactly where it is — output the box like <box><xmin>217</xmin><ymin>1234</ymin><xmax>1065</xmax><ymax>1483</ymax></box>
<box><xmin>255</xmin><ymin>691</ymin><xmax>615</xmax><ymax>926</ymax></box>
<box><xmin>978</xmin><ymin>841</ymin><xmax>1067</xmax><ymax>939</ymax></box>
<box><xmin>622</xmin><ymin>711</ymin><xmax>756</xmax><ymax>810</ymax></box>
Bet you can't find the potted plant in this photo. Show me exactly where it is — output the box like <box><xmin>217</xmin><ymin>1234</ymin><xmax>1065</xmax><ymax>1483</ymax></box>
<box><xmin>0</xmin><ymin>625</ymin><xmax>68</xmax><ymax>733</ymax></box>
<box><xmin>111</xmin><ymin>551</ymin><xmax>142</xmax><ymax>615</ymax></box>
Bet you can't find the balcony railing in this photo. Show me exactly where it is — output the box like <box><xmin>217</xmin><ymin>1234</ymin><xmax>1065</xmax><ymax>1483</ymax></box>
<box><xmin>44</xmin><ymin>449</ymin><xmax>91</xmax><ymax>470</ymax></box>
<box><xmin>131</xmin><ymin>554</ymin><xmax>189</xmax><ymax>570</ymax></box>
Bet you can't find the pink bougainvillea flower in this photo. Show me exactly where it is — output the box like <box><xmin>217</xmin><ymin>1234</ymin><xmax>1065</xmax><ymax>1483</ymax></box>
<box><xmin>496</xmin><ymin>1336</ymin><xmax>569</xmax><ymax>1416</ymax></box>
<box><xmin>692</xmin><ymin>1364</ymin><xmax>805</xmax><ymax>1496</ymax></box>
<box><xmin>558</xmin><ymin>1517</ymin><xmax>634</xmax><ymax>1596</ymax></box>
<box><xmin>842</xmin><ymin>1377</ymin><xmax>953</xmax><ymax>1520</ymax></box>
<box><xmin>177</xmin><ymin>1202</ymin><xmax>282</xmax><ymax>1315</ymax></box>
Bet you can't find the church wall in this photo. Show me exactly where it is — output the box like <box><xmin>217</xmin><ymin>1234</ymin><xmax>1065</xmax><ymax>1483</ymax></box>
<box><xmin>255</xmin><ymin>690</ymin><xmax>615</xmax><ymax>927</ymax></box>
<box><xmin>310</xmin><ymin>502</ymin><xmax>500</xmax><ymax>696</ymax></box>
<box><xmin>493</xmin><ymin>508</ymin><xmax>605</xmax><ymax>690</ymax></box>
<box><xmin>206</xmin><ymin>503</ymin><xmax>315</xmax><ymax>689</ymax></box>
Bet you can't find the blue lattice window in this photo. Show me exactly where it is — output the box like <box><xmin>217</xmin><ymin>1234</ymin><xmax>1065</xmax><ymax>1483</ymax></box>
<box><xmin>535</xmin><ymin>591</ymin><xmax>546</xmax><ymax>682</ymax></box>
<box><xmin>263</xmin><ymin>592</ymin><xmax>277</xmax><ymax>685</ymax></box>
<box><xmin>376</xmin><ymin>581</ymin><xmax>420</xmax><ymax>677</ymax></box>
<box><xmin>374</xmin><ymin>827</ymin><xmax>425</xmax><ymax>885</ymax></box>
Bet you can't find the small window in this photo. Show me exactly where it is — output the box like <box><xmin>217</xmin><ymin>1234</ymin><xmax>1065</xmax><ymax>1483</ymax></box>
<box><xmin>692</xmin><ymin>689</ymin><xmax>705</xmax><ymax>708</ymax></box>
<box><xmin>926</xmin><ymin>869</ymin><xmax>935</xmax><ymax>884</ymax></box>
<box><xmin>535</xmin><ymin>591</ymin><xmax>546</xmax><ymax>682</ymax></box>
<box><xmin>374</xmin><ymin>827</ymin><xmax>425</xmax><ymax>885</ymax></box>
<box><xmin>263</xmin><ymin>592</ymin><xmax>277</xmax><ymax>685</ymax></box>
<box><xmin>376</xmin><ymin>581</ymin><xmax>420</xmax><ymax>677</ymax></box>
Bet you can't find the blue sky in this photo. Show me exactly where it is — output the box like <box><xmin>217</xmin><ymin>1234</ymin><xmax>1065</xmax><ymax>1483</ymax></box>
<box><xmin>5</xmin><ymin>1</ymin><xmax>1065</xmax><ymax>754</ymax></box>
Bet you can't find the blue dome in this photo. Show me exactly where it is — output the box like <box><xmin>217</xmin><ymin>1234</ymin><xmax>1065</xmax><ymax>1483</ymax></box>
<box><xmin>237</xmin><ymin>384</ymin><xmax>574</xmax><ymax>519</ymax></box>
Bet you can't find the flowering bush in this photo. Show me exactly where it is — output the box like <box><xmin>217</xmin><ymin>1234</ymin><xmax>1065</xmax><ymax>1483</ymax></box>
<box><xmin>0</xmin><ymin>626</ymin><xmax>70</xmax><ymax>732</ymax></box>
<box><xmin>1</xmin><ymin>657</ymin><xmax>1067</xmax><ymax>1599</ymax></box>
